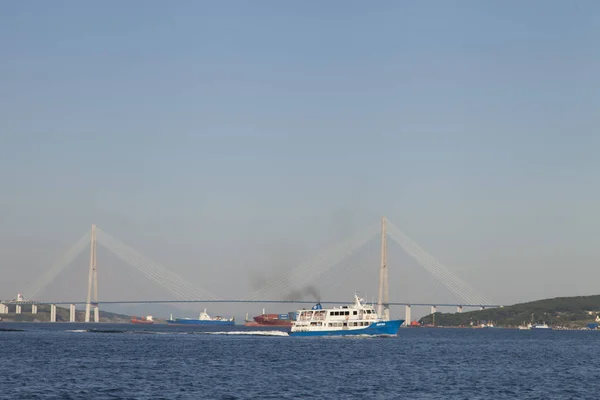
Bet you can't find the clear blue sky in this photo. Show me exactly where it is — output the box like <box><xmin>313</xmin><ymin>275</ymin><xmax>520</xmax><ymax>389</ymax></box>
<box><xmin>1</xmin><ymin>1</ymin><xmax>599</xmax><ymax>310</ymax></box>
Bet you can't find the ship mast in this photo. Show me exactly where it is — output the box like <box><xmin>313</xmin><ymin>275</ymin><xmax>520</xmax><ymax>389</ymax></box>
<box><xmin>377</xmin><ymin>217</ymin><xmax>389</xmax><ymax>320</ymax></box>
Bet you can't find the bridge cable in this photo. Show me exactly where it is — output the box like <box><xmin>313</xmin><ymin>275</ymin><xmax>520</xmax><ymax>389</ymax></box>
<box><xmin>386</xmin><ymin>224</ymin><xmax>484</xmax><ymax>304</ymax></box>
<box><xmin>266</xmin><ymin>233</ymin><xmax>379</xmax><ymax>301</ymax></box>
<box><xmin>389</xmin><ymin>230</ymin><xmax>482</xmax><ymax>305</ymax></box>
<box><xmin>99</xmin><ymin>235</ymin><xmax>213</xmax><ymax>301</ymax></box>
<box><xmin>98</xmin><ymin>238</ymin><xmax>200</xmax><ymax>301</ymax></box>
<box><xmin>97</xmin><ymin>229</ymin><xmax>220</xmax><ymax>300</ymax></box>
<box><xmin>23</xmin><ymin>231</ymin><xmax>90</xmax><ymax>301</ymax></box>
<box><xmin>386</xmin><ymin>223</ymin><xmax>490</xmax><ymax>305</ymax></box>
<box><xmin>310</xmin><ymin>235</ymin><xmax>380</xmax><ymax>300</ymax></box>
<box><xmin>242</xmin><ymin>224</ymin><xmax>379</xmax><ymax>301</ymax></box>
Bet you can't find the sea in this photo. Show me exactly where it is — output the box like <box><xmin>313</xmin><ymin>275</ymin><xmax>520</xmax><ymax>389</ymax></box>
<box><xmin>1</xmin><ymin>323</ymin><xmax>599</xmax><ymax>400</ymax></box>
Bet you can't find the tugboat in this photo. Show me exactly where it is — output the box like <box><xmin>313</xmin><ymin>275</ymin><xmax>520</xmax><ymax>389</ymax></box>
<box><xmin>289</xmin><ymin>293</ymin><xmax>404</xmax><ymax>337</ymax></box>
<box><xmin>166</xmin><ymin>309</ymin><xmax>235</xmax><ymax>326</ymax></box>
<box><xmin>131</xmin><ymin>315</ymin><xmax>154</xmax><ymax>325</ymax></box>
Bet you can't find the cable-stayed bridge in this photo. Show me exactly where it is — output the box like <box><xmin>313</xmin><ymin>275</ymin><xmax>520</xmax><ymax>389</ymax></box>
<box><xmin>0</xmin><ymin>218</ymin><xmax>501</xmax><ymax>324</ymax></box>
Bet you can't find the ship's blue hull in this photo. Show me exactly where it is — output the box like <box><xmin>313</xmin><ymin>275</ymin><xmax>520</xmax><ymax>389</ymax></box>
<box><xmin>166</xmin><ymin>319</ymin><xmax>235</xmax><ymax>326</ymax></box>
<box><xmin>288</xmin><ymin>319</ymin><xmax>404</xmax><ymax>337</ymax></box>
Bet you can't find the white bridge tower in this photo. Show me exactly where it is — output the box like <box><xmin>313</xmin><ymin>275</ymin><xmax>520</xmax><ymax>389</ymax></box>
<box><xmin>85</xmin><ymin>224</ymin><xmax>99</xmax><ymax>323</ymax></box>
<box><xmin>377</xmin><ymin>217</ymin><xmax>390</xmax><ymax>321</ymax></box>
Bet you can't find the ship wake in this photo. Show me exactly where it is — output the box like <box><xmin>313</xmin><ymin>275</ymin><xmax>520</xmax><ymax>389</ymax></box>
<box><xmin>200</xmin><ymin>330</ymin><xmax>289</xmax><ymax>337</ymax></box>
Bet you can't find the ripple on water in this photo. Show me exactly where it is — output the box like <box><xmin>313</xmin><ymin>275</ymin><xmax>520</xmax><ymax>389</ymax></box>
<box><xmin>1</xmin><ymin>325</ymin><xmax>599</xmax><ymax>399</ymax></box>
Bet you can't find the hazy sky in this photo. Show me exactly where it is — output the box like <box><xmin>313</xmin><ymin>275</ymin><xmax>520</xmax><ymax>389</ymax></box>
<box><xmin>1</xmin><ymin>1</ymin><xmax>599</xmax><ymax>317</ymax></box>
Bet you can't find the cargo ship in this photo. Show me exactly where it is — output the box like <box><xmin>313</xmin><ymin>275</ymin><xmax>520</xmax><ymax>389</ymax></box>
<box><xmin>244</xmin><ymin>309</ymin><xmax>296</xmax><ymax>327</ymax></box>
<box><xmin>131</xmin><ymin>315</ymin><xmax>154</xmax><ymax>324</ymax></box>
<box><xmin>166</xmin><ymin>309</ymin><xmax>235</xmax><ymax>326</ymax></box>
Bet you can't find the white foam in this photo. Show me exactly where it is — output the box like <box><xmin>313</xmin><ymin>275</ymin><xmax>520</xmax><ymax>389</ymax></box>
<box><xmin>65</xmin><ymin>329</ymin><xmax>87</xmax><ymax>333</ymax></box>
<box><xmin>204</xmin><ymin>330</ymin><xmax>289</xmax><ymax>337</ymax></box>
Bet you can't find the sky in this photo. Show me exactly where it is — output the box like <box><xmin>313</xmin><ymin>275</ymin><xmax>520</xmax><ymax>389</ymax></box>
<box><xmin>1</xmin><ymin>1</ymin><xmax>599</xmax><ymax>318</ymax></box>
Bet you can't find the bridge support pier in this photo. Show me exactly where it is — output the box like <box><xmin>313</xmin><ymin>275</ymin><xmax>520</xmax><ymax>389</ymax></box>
<box><xmin>94</xmin><ymin>306</ymin><xmax>99</xmax><ymax>323</ymax></box>
<box><xmin>405</xmin><ymin>305</ymin><xmax>411</xmax><ymax>326</ymax></box>
<box><xmin>457</xmin><ymin>306</ymin><xmax>463</xmax><ymax>313</ymax></box>
<box><xmin>0</xmin><ymin>304</ymin><xmax>7</xmax><ymax>314</ymax></box>
<box><xmin>50</xmin><ymin>304</ymin><xmax>56</xmax><ymax>322</ymax></box>
<box><xmin>15</xmin><ymin>304</ymin><xmax>22</xmax><ymax>314</ymax></box>
<box><xmin>69</xmin><ymin>304</ymin><xmax>76</xmax><ymax>322</ymax></box>
<box><xmin>31</xmin><ymin>304</ymin><xmax>37</xmax><ymax>314</ymax></box>
<box><xmin>430</xmin><ymin>305</ymin><xmax>437</xmax><ymax>315</ymax></box>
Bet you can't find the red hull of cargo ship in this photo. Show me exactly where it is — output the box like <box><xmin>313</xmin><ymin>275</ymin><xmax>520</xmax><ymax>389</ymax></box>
<box><xmin>249</xmin><ymin>314</ymin><xmax>293</xmax><ymax>327</ymax></box>
<box><xmin>131</xmin><ymin>317</ymin><xmax>154</xmax><ymax>324</ymax></box>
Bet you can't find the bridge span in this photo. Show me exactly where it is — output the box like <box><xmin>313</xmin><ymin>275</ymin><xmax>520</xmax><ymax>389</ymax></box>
<box><xmin>0</xmin><ymin>298</ymin><xmax>503</xmax><ymax>324</ymax></box>
<box><xmin>2</xmin><ymin>217</ymin><xmax>497</xmax><ymax>325</ymax></box>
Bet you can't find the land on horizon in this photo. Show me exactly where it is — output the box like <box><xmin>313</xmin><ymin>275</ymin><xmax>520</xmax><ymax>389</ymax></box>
<box><xmin>419</xmin><ymin>294</ymin><xmax>600</xmax><ymax>329</ymax></box>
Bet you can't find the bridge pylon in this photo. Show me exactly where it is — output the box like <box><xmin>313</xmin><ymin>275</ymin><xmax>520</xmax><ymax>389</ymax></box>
<box><xmin>85</xmin><ymin>224</ymin><xmax>99</xmax><ymax>323</ymax></box>
<box><xmin>377</xmin><ymin>217</ymin><xmax>390</xmax><ymax>321</ymax></box>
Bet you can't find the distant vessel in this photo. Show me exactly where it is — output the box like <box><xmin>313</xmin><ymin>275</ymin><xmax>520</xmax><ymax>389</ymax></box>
<box><xmin>131</xmin><ymin>315</ymin><xmax>154</xmax><ymax>325</ymax></box>
<box><xmin>244</xmin><ymin>309</ymin><xmax>295</xmax><ymax>327</ymax></box>
<box><xmin>527</xmin><ymin>314</ymin><xmax>551</xmax><ymax>330</ymax></box>
<box><xmin>529</xmin><ymin>322</ymin><xmax>551</xmax><ymax>330</ymax></box>
<box><xmin>289</xmin><ymin>293</ymin><xmax>404</xmax><ymax>337</ymax></box>
<box><xmin>166</xmin><ymin>309</ymin><xmax>235</xmax><ymax>326</ymax></box>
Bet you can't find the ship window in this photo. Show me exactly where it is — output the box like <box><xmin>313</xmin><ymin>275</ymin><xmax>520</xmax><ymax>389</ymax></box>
<box><xmin>353</xmin><ymin>311</ymin><xmax>357</xmax><ymax>315</ymax></box>
<box><xmin>345</xmin><ymin>311</ymin><xmax>350</xmax><ymax>315</ymax></box>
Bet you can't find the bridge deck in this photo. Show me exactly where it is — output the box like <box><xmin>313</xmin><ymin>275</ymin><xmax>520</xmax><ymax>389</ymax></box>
<box><xmin>0</xmin><ymin>299</ymin><xmax>502</xmax><ymax>307</ymax></box>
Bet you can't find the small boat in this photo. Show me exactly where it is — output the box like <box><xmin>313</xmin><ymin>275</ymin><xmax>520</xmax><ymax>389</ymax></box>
<box><xmin>131</xmin><ymin>315</ymin><xmax>154</xmax><ymax>324</ymax></box>
<box><xmin>530</xmin><ymin>322</ymin><xmax>551</xmax><ymax>330</ymax></box>
<box><xmin>527</xmin><ymin>314</ymin><xmax>552</xmax><ymax>330</ymax></box>
<box><xmin>289</xmin><ymin>293</ymin><xmax>404</xmax><ymax>337</ymax></box>
<box><xmin>166</xmin><ymin>309</ymin><xmax>235</xmax><ymax>326</ymax></box>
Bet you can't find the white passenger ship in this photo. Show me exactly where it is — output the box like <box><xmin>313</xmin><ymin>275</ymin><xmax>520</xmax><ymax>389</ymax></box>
<box><xmin>289</xmin><ymin>293</ymin><xmax>404</xmax><ymax>337</ymax></box>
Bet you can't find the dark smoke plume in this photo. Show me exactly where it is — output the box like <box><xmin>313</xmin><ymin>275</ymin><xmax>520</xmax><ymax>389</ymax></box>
<box><xmin>284</xmin><ymin>285</ymin><xmax>321</xmax><ymax>302</ymax></box>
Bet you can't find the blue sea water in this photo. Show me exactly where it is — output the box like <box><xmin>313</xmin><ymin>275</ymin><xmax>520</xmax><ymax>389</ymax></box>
<box><xmin>1</xmin><ymin>323</ymin><xmax>599</xmax><ymax>399</ymax></box>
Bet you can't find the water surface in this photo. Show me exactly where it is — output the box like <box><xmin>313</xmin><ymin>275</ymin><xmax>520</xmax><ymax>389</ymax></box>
<box><xmin>1</xmin><ymin>323</ymin><xmax>598</xmax><ymax>399</ymax></box>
